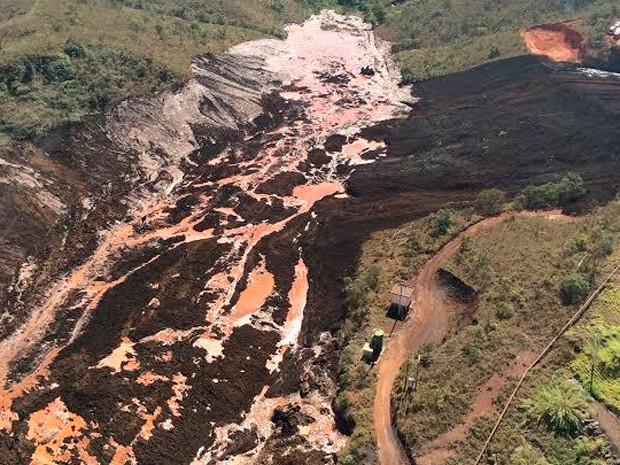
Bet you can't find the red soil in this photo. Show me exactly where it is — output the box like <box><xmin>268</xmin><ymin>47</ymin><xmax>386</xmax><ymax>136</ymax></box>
<box><xmin>415</xmin><ymin>351</ymin><xmax>537</xmax><ymax>465</ymax></box>
<box><xmin>521</xmin><ymin>22</ymin><xmax>586</xmax><ymax>63</ymax></box>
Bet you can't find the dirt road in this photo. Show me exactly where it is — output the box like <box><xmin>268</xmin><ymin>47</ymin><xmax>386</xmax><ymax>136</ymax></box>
<box><xmin>373</xmin><ymin>210</ymin><xmax>574</xmax><ymax>465</ymax></box>
<box><xmin>592</xmin><ymin>401</ymin><xmax>620</xmax><ymax>449</ymax></box>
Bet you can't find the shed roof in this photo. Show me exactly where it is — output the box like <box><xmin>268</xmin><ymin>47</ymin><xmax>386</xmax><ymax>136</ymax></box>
<box><xmin>390</xmin><ymin>284</ymin><xmax>414</xmax><ymax>299</ymax></box>
<box><xmin>390</xmin><ymin>284</ymin><xmax>414</xmax><ymax>310</ymax></box>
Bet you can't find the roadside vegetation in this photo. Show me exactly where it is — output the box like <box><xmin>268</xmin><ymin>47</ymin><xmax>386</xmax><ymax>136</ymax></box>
<box><xmin>335</xmin><ymin>208</ymin><xmax>478</xmax><ymax>464</ymax></box>
<box><xmin>518</xmin><ymin>173</ymin><xmax>586</xmax><ymax>211</ymax></box>
<box><xmin>389</xmin><ymin>197</ymin><xmax>620</xmax><ymax>465</ymax></box>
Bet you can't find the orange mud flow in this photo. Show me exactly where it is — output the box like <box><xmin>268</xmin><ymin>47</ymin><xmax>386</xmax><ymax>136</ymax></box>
<box><xmin>0</xmin><ymin>11</ymin><xmax>412</xmax><ymax>465</ymax></box>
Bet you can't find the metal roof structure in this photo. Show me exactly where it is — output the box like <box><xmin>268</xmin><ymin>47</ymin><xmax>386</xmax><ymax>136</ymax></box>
<box><xmin>390</xmin><ymin>284</ymin><xmax>414</xmax><ymax>308</ymax></box>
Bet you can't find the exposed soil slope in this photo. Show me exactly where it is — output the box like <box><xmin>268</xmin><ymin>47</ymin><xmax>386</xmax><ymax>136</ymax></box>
<box><xmin>521</xmin><ymin>22</ymin><xmax>587</xmax><ymax>63</ymax></box>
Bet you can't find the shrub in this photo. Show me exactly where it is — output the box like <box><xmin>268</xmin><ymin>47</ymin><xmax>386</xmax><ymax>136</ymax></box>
<box><xmin>461</xmin><ymin>326</ymin><xmax>486</xmax><ymax>365</ymax></box>
<box><xmin>474</xmin><ymin>188</ymin><xmax>505</xmax><ymax>216</ymax></box>
<box><xmin>462</xmin><ymin>342</ymin><xmax>480</xmax><ymax>365</ymax></box>
<box><xmin>488</xmin><ymin>45</ymin><xmax>501</xmax><ymax>59</ymax></box>
<box><xmin>404</xmin><ymin>231</ymin><xmax>421</xmax><ymax>257</ymax></box>
<box><xmin>598</xmin><ymin>330</ymin><xmax>620</xmax><ymax>375</ymax></box>
<box><xmin>392</xmin><ymin>38</ymin><xmax>421</xmax><ymax>53</ymax></box>
<box><xmin>574</xmin><ymin>437</ymin><xmax>608</xmax><ymax>462</ymax></box>
<box><xmin>560</xmin><ymin>274</ymin><xmax>590</xmax><ymax>305</ymax></box>
<box><xmin>525</xmin><ymin>377</ymin><xmax>586</xmax><ymax>435</ymax></box>
<box><xmin>555</xmin><ymin>172</ymin><xmax>586</xmax><ymax>205</ymax></box>
<box><xmin>41</xmin><ymin>55</ymin><xmax>74</xmax><ymax>84</ymax></box>
<box><xmin>270</xmin><ymin>0</ymin><xmax>285</xmax><ymax>13</ymax></box>
<box><xmin>519</xmin><ymin>173</ymin><xmax>585</xmax><ymax>210</ymax></box>
<box><xmin>510</xmin><ymin>444</ymin><xmax>550</xmax><ymax>465</ymax></box>
<box><xmin>333</xmin><ymin>391</ymin><xmax>356</xmax><ymax>435</ymax></box>
<box><xmin>573</xmin><ymin>233</ymin><xmax>589</xmax><ymax>252</ymax></box>
<box><xmin>63</xmin><ymin>39</ymin><xmax>87</xmax><ymax>59</ymax></box>
<box><xmin>430</xmin><ymin>209</ymin><xmax>453</xmax><ymax>237</ymax></box>
<box><xmin>509</xmin><ymin>285</ymin><xmax>526</xmax><ymax>306</ymax></box>
<box><xmin>344</xmin><ymin>276</ymin><xmax>368</xmax><ymax>311</ymax></box>
<box><xmin>418</xmin><ymin>341</ymin><xmax>435</xmax><ymax>367</ymax></box>
<box><xmin>366</xmin><ymin>264</ymin><xmax>382</xmax><ymax>291</ymax></box>
<box><xmin>495</xmin><ymin>302</ymin><xmax>514</xmax><ymax>320</ymax></box>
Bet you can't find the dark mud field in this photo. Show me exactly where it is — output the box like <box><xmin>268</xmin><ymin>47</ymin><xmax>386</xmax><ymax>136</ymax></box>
<box><xmin>2</xmin><ymin>52</ymin><xmax>620</xmax><ymax>465</ymax></box>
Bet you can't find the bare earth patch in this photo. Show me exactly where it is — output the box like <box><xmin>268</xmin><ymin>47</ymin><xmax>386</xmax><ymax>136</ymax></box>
<box><xmin>521</xmin><ymin>22</ymin><xmax>586</xmax><ymax>63</ymax></box>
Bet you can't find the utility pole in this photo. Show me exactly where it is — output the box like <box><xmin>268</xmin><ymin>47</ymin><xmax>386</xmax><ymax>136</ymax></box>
<box><xmin>590</xmin><ymin>332</ymin><xmax>600</xmax><ymax>395</ymax></box>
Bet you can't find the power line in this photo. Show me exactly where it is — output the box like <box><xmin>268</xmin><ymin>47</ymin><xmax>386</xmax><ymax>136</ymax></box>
<box><xmin>473</xmin><ymin>262</ymin><xmax>620</xmax><ymax>465</ymax></box>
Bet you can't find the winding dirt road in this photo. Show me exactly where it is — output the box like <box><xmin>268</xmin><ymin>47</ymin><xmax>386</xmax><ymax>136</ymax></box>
<box><xmin>373</xmin><ymin>210</ymin><xmax>574</xmax><ymax>465</ymax></box>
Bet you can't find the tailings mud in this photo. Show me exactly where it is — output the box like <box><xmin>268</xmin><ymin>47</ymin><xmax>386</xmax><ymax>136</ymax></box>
<box><xmin>2</xmin><ymin>12</ymin><xmax>620</xmax><ymax>465</ymax></box>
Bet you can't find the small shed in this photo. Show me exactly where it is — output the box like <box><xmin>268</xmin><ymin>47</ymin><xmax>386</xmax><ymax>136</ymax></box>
<box><xmin>389</xmin><ymin>284</ymin><xmax>414</xmax><ymax>319</ymax></box>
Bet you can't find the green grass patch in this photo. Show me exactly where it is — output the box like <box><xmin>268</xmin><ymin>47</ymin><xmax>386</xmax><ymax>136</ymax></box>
<box><xmin>378</xmin><ymin>0</ymin><xmax>620</xmax><ymax>81</ymax></box>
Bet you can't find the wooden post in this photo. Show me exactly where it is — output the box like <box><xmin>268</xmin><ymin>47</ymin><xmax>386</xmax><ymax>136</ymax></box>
<box><xmin>590</xmin><ymin>332</ymin><xmax>600</xmax><ymax>395</ymax></box>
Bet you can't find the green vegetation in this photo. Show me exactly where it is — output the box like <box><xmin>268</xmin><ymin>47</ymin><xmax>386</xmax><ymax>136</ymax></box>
<box><xmin>336</xmin><ymin>208</ymin><xmax>476</xmax><ymax>464</ymax></box>
<box><xmin>560</xmin><ymin>274</ymin><xmax>591</xmax><ymax>305</ymax></box>
<box><xmin>525</xmin><ymin>377</ymin><xmax>587</xmax><ymax>435</ymax></box>
<box><xmin>430</xmin><ymin>209</ymin><xmax>455</xmax><ymax>237</ymax></box>
<box><xmin>0</xmin><ymin>40</ymin><xmax>181</xmax><ymax>138</ymax></box>
<box><xmin>377</xmin><ymin>0</ymin><xmax>620</xmax><ymax>81</ymax></box>
<box><xmin>386</xmin><ymin>198</ymin><xmax>620</xmax><ymax>465</ymax></box>
<box><xmin>510</xmin><ymin>444</ymin><xmax>551</xmax><ymax>465</ymax></box>
<box><xmin>474</xmin><ymin>188</ymin><xmax>506</xmax><ymax>216</ymax></box>
<box><xmin>518</xmin><ymin>173</ymin><xmax>586</xmax><ymax>210</ymax></box>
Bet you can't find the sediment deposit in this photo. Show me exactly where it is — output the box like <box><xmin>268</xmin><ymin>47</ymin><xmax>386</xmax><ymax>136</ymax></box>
<box><xmin>2</xmin><ymin>10</ymin><xmax>620</xmax><ymax>465</ymax></box>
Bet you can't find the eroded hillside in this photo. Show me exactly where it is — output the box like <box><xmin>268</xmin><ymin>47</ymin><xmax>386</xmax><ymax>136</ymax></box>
<box><xmin>0</xmin><ymin>11</ymin><xmax>411</xmax><ymax>465</ymax></box>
